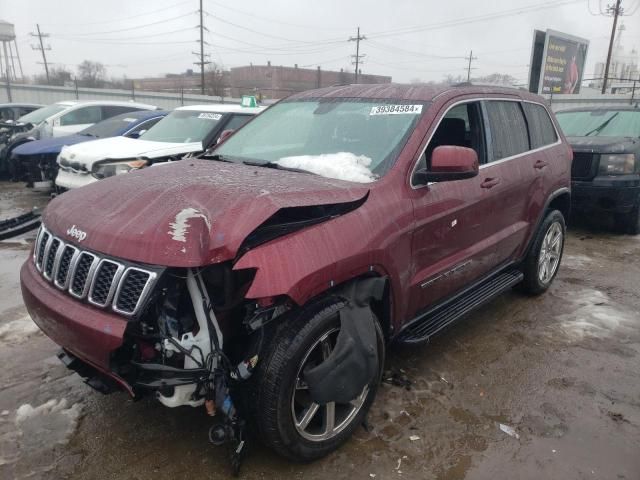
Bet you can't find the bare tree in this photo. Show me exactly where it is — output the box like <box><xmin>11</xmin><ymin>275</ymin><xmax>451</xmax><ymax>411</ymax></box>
<box><xmin>204</xmin><ymin>62</ymin><xmax>228</xmax><ymax>97</ymax></box>
<box><xmin>34</xmin><ymin>66</ymin><xmax>72</xmax><ymax>86</ymax></box>
<box><xmin>77</xmin><ymin>60</ymin><xmax>107</xmax><ymax>88</ymax></box>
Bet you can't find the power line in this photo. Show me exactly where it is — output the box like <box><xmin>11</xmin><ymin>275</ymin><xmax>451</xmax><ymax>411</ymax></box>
<box><xmin>349</xmin><ymin>27</ymin><xmax>366</xmax><ymax>83</ymax></box>
<box><xmin>30</xmin><ymin>24</ymin><xmax>51</xmax><ymax>84</ymax></box>
<box><xmin>49</xmin><ymin>12</ymin><xmax>194</xmax><ymax>36</ymax></box>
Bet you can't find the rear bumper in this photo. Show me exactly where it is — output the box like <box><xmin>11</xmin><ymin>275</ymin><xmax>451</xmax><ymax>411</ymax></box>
<box><xmin>20</xmin><ymin>259</ymin><xmax>133</xmax><ymax>394</ymax></box>
<box><xmin>572</xmin><ymin>178</ymin><xmax>640</xmax><ymax>214</ymax></box>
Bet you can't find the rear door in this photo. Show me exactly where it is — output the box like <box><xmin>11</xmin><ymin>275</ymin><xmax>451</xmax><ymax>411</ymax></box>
<box><xmin>408</xmin><ymin>100</ymin><xmax>499</xmax><ymax>315</ymax></box>
<box><xmin>481</xmin><ymin>99</ymin><xmax>537</xmax><ymax>267</ymax></box>
<box><xmin>54</xmin><ymin>106</ymin><xmax>103</xmax><ymax>136</ymax></box>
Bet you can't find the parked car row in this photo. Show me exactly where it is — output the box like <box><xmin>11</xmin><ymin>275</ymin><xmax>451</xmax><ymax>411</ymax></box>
<box><xmin>11</xmin><ymin>84</ymin><xmax>640</xmax><ymax>473</ymax></box>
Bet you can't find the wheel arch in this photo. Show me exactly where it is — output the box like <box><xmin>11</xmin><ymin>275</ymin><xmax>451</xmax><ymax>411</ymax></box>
<box><xmin>522</xmin><ymin>187</ymin><xmax>570</xmax><ymax>259</ymax></box>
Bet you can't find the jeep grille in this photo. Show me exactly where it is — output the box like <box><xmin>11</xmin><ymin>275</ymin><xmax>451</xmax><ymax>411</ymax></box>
<box><xmin>33</xmin><ymin>225</ymin><xmax>157</xmax><ymax>317</ymax></box>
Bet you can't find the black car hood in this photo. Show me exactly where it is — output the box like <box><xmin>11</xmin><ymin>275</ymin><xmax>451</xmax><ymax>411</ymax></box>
<box><xmin>567</xmin><ymin>136</ymin><xmax>639</xmax><ymax>154</ymax></box>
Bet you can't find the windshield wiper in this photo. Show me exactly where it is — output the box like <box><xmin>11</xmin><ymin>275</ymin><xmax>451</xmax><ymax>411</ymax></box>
<box><xmin>242</xmin><ymin>160</ymin><xmax>314</xmax><ymax>175</ymax></box>
<box><xmin>203</xmin><ymin>153</ymin><xmax>234</xmax><ymax>162</ymax></box>
<box><xmin>584</xmin><ymin>112</ymin><xmax>619</xmax><ymax>136</ymax></box>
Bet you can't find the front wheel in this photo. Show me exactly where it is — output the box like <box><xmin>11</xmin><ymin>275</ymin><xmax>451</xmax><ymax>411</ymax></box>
<box><xmin>247</xmin><ymin>298</ymin><xmax>384</xmax><ymax>462</ymax></box>
<box><xmin>519</xmin><ymin>209</ymin><xmax>566</xmax><ymax>295</ymax></box>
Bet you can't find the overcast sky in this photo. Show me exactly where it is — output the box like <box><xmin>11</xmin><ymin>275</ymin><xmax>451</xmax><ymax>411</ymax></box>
<box><xmin>3</xmin><ymin>0</ymin><xmax>639</xmax><ymax>84</ymax></box>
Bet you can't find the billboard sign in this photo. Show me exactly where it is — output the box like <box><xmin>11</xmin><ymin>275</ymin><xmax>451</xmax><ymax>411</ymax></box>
<box><xmin>528</xmin><ymin>29</ymin><xmax>589</xmax><ymax>94</ymax></box>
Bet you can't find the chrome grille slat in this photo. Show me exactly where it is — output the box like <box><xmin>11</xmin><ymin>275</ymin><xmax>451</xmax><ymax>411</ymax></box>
<box><xmin>88</xmin><ymin>260</ymin><xmax>124</xmax><ymax>307</ymax></box>
<box><xmin>32</xmin><ymin>227</ymin><xmax>156</xmax><ymax>317</ymax></box>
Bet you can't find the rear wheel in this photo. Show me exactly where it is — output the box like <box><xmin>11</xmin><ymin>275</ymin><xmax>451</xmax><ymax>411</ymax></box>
<box><xmin>520</xmin><ymin>209</ymin><xmax>565</xmax><ymax>295</ymax></box>
<box><xmin>248</xmin><ymin>298</ymin><xmax>384</xmax><ymax>461</ymax></box>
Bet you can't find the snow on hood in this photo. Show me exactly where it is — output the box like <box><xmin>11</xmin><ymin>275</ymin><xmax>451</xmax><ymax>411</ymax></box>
<box><xmin>58</xmin><ymin>136</ymin><xmax>203</xmax><ymax>167</ymax></box>
<box><xmin>276</xmin><ymin>152</ymin><xmax>378</xmax><ymax>183</ymax></box>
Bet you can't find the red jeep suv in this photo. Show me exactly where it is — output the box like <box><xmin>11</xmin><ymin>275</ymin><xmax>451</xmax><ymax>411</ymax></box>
<box><xmin>21</xmin><ymin>84</ymin><xmax>571</xmax><ymax>470</ymax></box>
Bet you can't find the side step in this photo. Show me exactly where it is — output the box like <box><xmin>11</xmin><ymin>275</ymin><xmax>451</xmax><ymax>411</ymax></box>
<box><xmin>397</xmin><ymin>269</ymin><xmax>523</xmax><ymax>344</ymax></box>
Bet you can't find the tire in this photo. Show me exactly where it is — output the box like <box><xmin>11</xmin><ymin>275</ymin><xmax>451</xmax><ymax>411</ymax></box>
<box><xmin>245</xmin><ymin>296</ymin><xmax>384</xmax><ymax>462</ymax></box>
<box><xmin>519</xmin><ymin>209</ymin><xmax>566</xmax><ymax>295</ymax></box>
<box><xmin>615</xmin><ymin>204</ymin><xmax>640</xmax><ymax>235</ymax></box>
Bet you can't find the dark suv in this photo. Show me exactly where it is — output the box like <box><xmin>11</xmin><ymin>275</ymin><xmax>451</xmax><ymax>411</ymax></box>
<box><xmin>556</xmin><ymin>106</ymin><xmax>640</xmax><ymax>233</ymax></box>
<box><xmin>21</xmin><ymin>84</ymin><xmax>571</xmax><ymax>471</ymax></box>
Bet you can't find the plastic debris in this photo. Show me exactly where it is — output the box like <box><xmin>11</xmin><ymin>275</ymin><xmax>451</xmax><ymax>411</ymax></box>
<box><xmin>499</xmin><ymin>423</ymin><xmax>520</xmax><ymax>439</ymax></box>
<box><xmin>409</xmin><ymin>435</ymin><xmax>420</xmax><ymax>441</ymax></box>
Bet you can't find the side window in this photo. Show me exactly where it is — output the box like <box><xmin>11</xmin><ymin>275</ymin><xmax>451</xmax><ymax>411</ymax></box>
<box><xmin>222</xmin><ymin>114</ymin><xmax>252</xmax><ymax>132</ymax></box>
<box><xmin>0</xmin><ymin>108</ymin><xmax>14</xmax><ymax>121</ymax></box>
<box><xmin>126</xmin><ymin>117</ymin><xmax>162</xmax><ymax>136</ymax></box>
<box><xmin>523</xmin><ymin>103</ymin><xmax>558</xmax><ymax>149</ymax></box>
<box><xmin>415</xmin><ymin>101</ymin><xmax>486</xmax><ymax>177</ymax></box>
<box><xmin>102</xmin><ymin>106</ymin><xmax>141</xmax><ymax>119</ymax></box>
<box><xmin>60</xmin><ymin>106</ymin><xmax>102</xmax><ymax>126</ymax></box>
<box><xmin>484</xmin><ymin>101</ymin><xmax>529</xmax><ymax>162</ymax></box>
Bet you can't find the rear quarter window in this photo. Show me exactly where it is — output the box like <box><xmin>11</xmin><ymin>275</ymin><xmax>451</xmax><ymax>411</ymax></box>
<box><xmin>485</xmin><ymin>100</ymin><xmax>529</xmax><ymax>161</ymax></box>
<box><xmin>523</xmin><ymin>103</ymin><xmax>558</xmax><ymax>148</ymax></box>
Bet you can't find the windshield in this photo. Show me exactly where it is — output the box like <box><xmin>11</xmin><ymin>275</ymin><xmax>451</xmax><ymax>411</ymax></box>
<box><xmin>18</xmin><ymin>104</ymin><xmax>67</xmax><ymax>125</ymax></box>
<box><xmin>79</xmin><ymin>114</ymin><xmax>141</xmax><ymax>138</ymax></box>
<box><xmin>556</xmin><ymin>110</ymin><xmax>640</xmax><ymax>137</ymax></box>
<box><xmin>140</xmin><ymin>110</ymin><xmax>222</xmax><ymax>143</ymax></box>
<box><xmin>215</xmin><ymin>99</ymin><xmax>425</xmax><ymax>183</ymax></box>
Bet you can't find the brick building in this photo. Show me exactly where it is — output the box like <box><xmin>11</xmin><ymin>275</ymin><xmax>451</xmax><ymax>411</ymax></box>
<box><xmin>229</xmin><ymin>62</ymin><xmax>392</xmax><ymax>99</ymax></box>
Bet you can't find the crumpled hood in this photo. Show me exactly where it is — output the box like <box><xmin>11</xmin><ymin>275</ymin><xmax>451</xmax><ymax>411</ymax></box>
<box><xmin>568</xmin><ymin>135</ymin><xmax>639</xmax><ymax>154</ymax></box>
<box><xmin>12</xmin><ymin>134</ymin><xmax>87</xmax><ymax>156</ymax></box>
<box><xmin>43</xmin><ymin>159</ymin><xmax>369</xmax><ymax>266</ymax></box>
<box><xmin>58</xmin><ymin>136</ymin><xmax>203</xmax><ymax>169</ymax></box>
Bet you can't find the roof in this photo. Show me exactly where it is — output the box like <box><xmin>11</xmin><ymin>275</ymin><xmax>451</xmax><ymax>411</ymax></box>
<box><xmin>111</xmin><ymin>109</ymin><xmax>169</xmax><ymax>120</ymax></box>
<box><xmin>0</xmin><ymin>103</ymin><xmax>43</xmax><ymax>108</ymax></box>
<box><xmin>52</xmin><ymin>100</ymin><xmax>158</xmax><ymax>109</ymax></box>
<box><xmin>176</xmin><ymin>104</ymin><xmax>266</xmax><ymax>114</ymax></box>
<box><xmin>286</xmin><ymin>83</ymin><xmax>543</xmax><ymax>103</ymax></box>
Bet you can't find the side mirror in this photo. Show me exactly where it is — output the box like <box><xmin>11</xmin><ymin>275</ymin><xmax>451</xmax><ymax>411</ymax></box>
<box><xmin>217</xmin><ymin>129</ymin><xmax>235</xmax><ymax>145</ymax></box>
<box><xmin>415</xmin><ymin>145</ymin><xmax>479</xmax><ymax>183</ymax></box>
<box><xmin>128</xmin><ymin>129</ymin><xmax>146</xmax><ymax>139</ymax></box>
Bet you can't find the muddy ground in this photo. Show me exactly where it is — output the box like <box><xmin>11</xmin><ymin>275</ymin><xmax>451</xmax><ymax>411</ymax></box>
<box><xmin>0</xmin><ymin>181</ymin><xmax>638</xmax><ymax>480</ymax></box>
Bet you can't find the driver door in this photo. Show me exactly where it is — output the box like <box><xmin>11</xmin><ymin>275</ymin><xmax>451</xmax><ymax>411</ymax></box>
<box><xmin>407</xmin><ymin>100</ymin><xmax>500</xmax><ymax>317</ymax></box>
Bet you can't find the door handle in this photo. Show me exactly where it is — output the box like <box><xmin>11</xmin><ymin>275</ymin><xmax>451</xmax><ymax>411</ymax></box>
<box><xmin>481</xmin><ymin>177</ymin><xmax>500</xmax><ymax>189</ymax></box>
<box><xmin>534</xmin><ymin>160</ymin><xmax>549</xmax><ymax>170</ymax></box>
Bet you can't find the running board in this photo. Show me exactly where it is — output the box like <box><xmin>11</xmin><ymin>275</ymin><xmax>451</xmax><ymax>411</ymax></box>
<box><xmin>397</xmin><ymin>269</ymin><xmax>524</xmax><ymax>344</ymax></box>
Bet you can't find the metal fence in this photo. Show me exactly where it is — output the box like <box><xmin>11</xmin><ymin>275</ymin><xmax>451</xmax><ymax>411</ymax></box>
<box><xmin>0</xmin><ymin>82</ymin><xmax>247</xmax><ymax>109</ymax></box>
<box><xmin>1</xmin><ymin>81</ymin><xmax>637</xmax><ymax>112</ymax></box>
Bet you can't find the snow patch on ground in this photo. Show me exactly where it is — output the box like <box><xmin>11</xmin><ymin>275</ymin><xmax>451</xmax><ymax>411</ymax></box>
<box><xmin>556</xmin><ymin>289</ymin><xmax>636</xmax><ymax>340</ymax></box>
<box><xmin>0</xmin><ymin>316</ymin><xmax>40</xmax><ymax>344</ymax></box>
<box><xmin>276</xmin><ymin>152</ymin><xmax>377</xmax><ymax>183</ymax></box>
<box><xmin>15</xmin><ymin>399</ymin><xmax>81</xmax><ymax>449</ymax></box>
<box><xmin>168</xmin><ymin>207</ymin><xmax>211</xmax><ymax>242</ymax></box>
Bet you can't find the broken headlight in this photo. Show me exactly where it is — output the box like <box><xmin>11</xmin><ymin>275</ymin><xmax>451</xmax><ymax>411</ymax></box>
<box><xmin>92</xmin><ymin>159</ymin><xmax>148</xmax><ymax>179</ymax></box>
<box><xmin>598</xmin><ymin>154</ymin><xmax>637</xmax><ymax>175</ymax></box>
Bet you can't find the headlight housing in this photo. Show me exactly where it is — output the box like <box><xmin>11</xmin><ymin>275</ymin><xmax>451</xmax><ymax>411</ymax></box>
<box><xmin>92</xmin><ymin>159</ymin><xmax>148</xmax><ymax>179</ymax></box>
<box><xmin>598</xmin><ymin>154</ymin><xmax>637</xmax><ymax>176</ymax></box>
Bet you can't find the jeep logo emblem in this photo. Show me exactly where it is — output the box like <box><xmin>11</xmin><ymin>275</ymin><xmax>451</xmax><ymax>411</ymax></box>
<box><xmin>67</xmin><ymin>225</ymin><xmax>87</xmax><ymax>242</ymax></box>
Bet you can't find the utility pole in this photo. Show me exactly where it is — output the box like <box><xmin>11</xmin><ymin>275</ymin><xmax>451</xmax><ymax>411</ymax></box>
<box><xmin>192</xmin><ymin>0</ymin><xmax>211</xmax><ymax>95</ymax></box>
<box><xmin>30</xmin><ymin>24</ymin><xmax>51</xmax><ymax>84</ymax></box>
<box><xmin>465</xmin><ymin>50</ymin><xmax>477</xmax><ymax>82</ymax></box>
<box><xmin>601</xmin><ymin>0</ymin><xmax>623</xmax><ymax>94</ymax></box>
<box><xmin>348</xmin><ymin>27</ymin><xmax>366</xmax><ymax>84</ymax></box>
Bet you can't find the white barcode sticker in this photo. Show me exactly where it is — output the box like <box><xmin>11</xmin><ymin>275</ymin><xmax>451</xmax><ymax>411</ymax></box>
<box><xmin>198</xmin><ymin>113</ymin><xmax>222</xmax><ymax>120</ymax></box>
<box><xmin>370</xmin><ymin>104</ymin><xmax>423</xmax><ymax>116</ymax></box>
